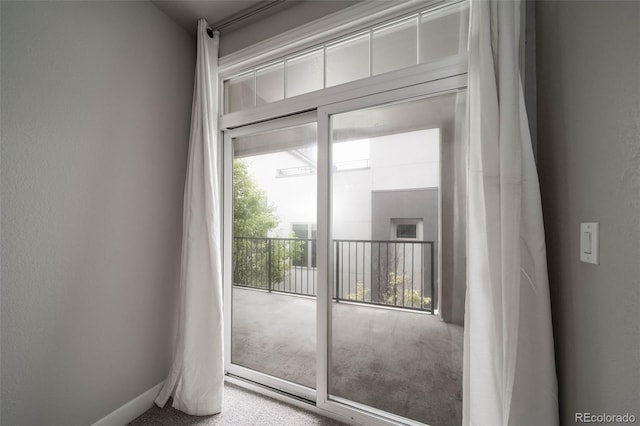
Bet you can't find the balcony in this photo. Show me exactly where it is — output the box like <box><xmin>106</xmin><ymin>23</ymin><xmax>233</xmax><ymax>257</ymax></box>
<box><xmin>233</xmin><ymin>237</ymin><xmax>436</xmax><ymax>312</ymax></box>
<box><xmin>231</xmin><ymin>237</ymin><xmax>462</xmax><ymax>425</ymax></box>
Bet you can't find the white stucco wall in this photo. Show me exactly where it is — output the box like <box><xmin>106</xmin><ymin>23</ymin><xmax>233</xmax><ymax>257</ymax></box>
<box><xmin>240</xmin><ymin>128</ymin><xmax>440</xmax><ymax>241</ymax></box>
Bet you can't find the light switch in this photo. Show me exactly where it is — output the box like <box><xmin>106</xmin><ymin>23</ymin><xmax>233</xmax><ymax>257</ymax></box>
<box><xmin>582</xmin><ymin>231</ymin><xmax>592</xmax><ymax>254</ymax></box>
<box><xmin>580</xmin><ymin>222</ymin><xmax>599</xmax><ymax>264</ymax></box>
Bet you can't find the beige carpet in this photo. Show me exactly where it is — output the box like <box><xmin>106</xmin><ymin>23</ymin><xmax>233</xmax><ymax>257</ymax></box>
<box><xmin>128</xmin><ymin>383</ymin><xmax>345</xmax><ymax>426</ymax></box>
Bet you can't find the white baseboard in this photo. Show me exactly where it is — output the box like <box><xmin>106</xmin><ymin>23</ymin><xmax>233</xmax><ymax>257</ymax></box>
<box><xmin>91</xmin><ymin>381</ymin><xmax>164</xmax><ymax>426</ymax></box>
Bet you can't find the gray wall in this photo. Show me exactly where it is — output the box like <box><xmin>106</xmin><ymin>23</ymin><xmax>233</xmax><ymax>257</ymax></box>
<box><xmin>371</xmin><ymin>189</ymin><xmax>438</xmax><ymax>307</ymax></box>
<box><xmin>371</xmin><ymin>189</ymin><xmax>438</xmax><ymax>242</ymax></box>
<box><xmin>536</xmin><ymin>1</ymin><xmax>640</xmax><ymax>424</ymax></box>
<box><xmin>1</xmin><ymin>1</ymin><xmax>195</xmax><ymax>424</ymax></box>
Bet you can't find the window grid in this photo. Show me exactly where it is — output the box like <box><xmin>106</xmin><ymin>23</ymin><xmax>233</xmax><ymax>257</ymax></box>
<box><xmin>223</xmin><ymin>1</ymin><xmax>468</xmax><ymax>114</ymax></box>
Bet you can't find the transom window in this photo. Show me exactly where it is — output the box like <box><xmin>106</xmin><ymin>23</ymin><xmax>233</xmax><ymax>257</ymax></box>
<box><xmin>223</xmin><ymin>0</ymin><xmax>469</xmax><ymax>113</ymax></box>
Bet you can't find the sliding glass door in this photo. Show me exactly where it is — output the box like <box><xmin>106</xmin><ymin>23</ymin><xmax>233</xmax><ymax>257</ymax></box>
<box><xmin>224</xmin><ymin>113</ymin><xmax>318</xmax><ymax>400</ymax></box>
<box><xmin>320</xmin><ymin>91</ymin><xmax>466</xmax><ymax>426</ymax></box>
<box><xmin>224</xmin><ymin>85</ymin><xmax>466</xmax><ymax>425</ymax></box>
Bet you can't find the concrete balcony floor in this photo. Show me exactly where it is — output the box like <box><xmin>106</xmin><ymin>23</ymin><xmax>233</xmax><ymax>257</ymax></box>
<box><xmin>231</xmin><ymin>287</ymin><xmax>463</xmax><ymax>426</ymax></box>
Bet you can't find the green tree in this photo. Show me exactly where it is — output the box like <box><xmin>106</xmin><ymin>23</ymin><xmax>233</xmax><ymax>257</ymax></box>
<box><xmin>233</xmin><ymin>160</ymin><xmax>278</xmax><ymax>238</ymax></box>
<box><xmin>232</xmin><ymin>160</ymin><xmax>302</xmax><ymax>289</ymax></box>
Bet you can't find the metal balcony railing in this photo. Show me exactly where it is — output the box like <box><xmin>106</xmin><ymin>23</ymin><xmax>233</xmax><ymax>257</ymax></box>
<box><xmin>232</xmin><ymin>236</ymin><xmax>435</xmax><ymax>313</ymax></box>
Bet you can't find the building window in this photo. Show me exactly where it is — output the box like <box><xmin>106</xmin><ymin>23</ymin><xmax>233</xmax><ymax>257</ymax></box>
<box><xmin>391</xmin><ymin>219</ymin><xmax>423</xmax><ymax>240</ymax></box>
<box><xmin>396</xmin><ymin>223</ymin><xmax>417</xmax><ymax>239</ymax></box>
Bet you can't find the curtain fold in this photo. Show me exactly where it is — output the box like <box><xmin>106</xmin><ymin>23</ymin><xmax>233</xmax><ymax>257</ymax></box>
<box><xmin>463</xmin><ymin>1</ymin><xmax>558</xmax><ymax>425</ymax></box>
<box><xmin>155</xmin><ymin>19</ymin><xmax>224</xmax><ymax>416</ymax></box>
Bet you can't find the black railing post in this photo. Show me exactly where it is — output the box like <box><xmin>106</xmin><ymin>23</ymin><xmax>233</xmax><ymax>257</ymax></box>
<box><xmin>335</xmin><ymin>241</ymin><xmax>339</xmax><ymax>303</ymax></box>
<box><xmin>267</xmin><ymin>238</ymin><xmax>272</xmax><ymax>292</ymax></box>
<box><xmin>232</xmin><ymin>237</ymin><xmax>436</xmax><ymax>314</ymax></box>
<box><xmin>430</xmin><ymin>242</ymin><xmax>435</xmax><ymax>314</ymax></box>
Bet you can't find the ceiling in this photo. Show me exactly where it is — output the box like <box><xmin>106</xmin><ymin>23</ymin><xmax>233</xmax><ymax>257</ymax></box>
<box><xmin>152</xmin><ymin>0</ymin><xmax>298</xmax><ymax>36</ymax></box>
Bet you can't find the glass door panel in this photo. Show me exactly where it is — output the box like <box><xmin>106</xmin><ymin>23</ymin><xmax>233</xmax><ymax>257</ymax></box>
<box><xmin>328</xmin><ymin>92</ymin><xmax>466</xmax><ymax>425</ymax></box>
<box><xmin>229</xmin><ymin>119</ymin><xmax>317</xmax><ymax>390</ymax></box>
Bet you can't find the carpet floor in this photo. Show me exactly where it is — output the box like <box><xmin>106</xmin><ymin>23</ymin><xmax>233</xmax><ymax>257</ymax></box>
<box><xmin>128</xmin><ymin>383</ymin><xmax>346</xmax><ymax>426</ymax></box>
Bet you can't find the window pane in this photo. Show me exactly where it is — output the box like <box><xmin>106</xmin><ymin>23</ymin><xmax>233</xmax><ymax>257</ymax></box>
<box><xmin>396</xmin><ymin>224</ymin><xmax>417</xmax><ymax>239</ymax></box>
<box><xmin>234</xmin><ymin>123</ymin><xmax>316</xmax><ymax>158</ymax></box>
<box><xmin>372</xmin><ymin>16</ymin><xmax>418</xmax><ymax>76</ymax></box>
<box><xmin>224</xmin><ymin>72</ymin><xmax>255</xmax><ymax>113</ymax></box>
<box><xmin>326</xmin><ymin>33</ymin><xmax>370</xmax><ymax>87</ymax></box>
<box><xmin>419</xmin><ymin>3</ymin><xmax>469</xmax><ymax>63</ymax></box>
<box><xmin>232</xmin><ymin>122</ymin><xmax>317</xmax><ymax>388</ymax></box>
<box><xmin>256</xmin><ymin>62</ymin><xmax>284</xmax><ymax>106</ymax></box>
<box><xmin>285</xmin><ymin>49</ymin><xmax>324</xmax><ymax>98</ymax></box>
<box><xmin>329</xmin><ymin>92</ymin><xmax>467</xmax><ymax>425</ymax></box>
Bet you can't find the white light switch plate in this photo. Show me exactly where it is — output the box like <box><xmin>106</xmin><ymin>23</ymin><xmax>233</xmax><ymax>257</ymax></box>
<box><xmin>580</xmin><ymin>222</ymin><xmax>599</xmax><ymax>264</ymax></box>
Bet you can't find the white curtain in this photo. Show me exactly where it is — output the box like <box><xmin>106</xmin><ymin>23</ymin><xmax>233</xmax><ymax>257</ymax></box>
<box><xmin>155</xmin><ymin>19</ymin><xmax>224</xmax><ymax>416</ymax></box>
<box><xmin>463</xmin><ymin>1</ymin><xmax>558</xmax><ymax>425</ymax></box>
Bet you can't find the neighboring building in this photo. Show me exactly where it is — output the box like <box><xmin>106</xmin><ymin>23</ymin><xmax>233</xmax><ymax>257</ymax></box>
<box><xmin>238</xmin><ymin>127</ymin><xmax>440</xmax><ymax>309</ymax></box>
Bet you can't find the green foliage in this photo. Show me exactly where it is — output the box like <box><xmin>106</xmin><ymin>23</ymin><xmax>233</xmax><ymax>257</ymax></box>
<box><xmin>233</xmin><ymin>160</ymin><xmax>278</xmax><ymax>238</ymax></box>
<box><xmin>233</xmin><ymin>238</ymin><xmax>302</xmax><ymax>289</ymax></box>
<box><xmin>345</xmin><ymin>272</ymin><xmax>431</xmax><ymax>309</ymax></box>
<box><xmin>383</xmin><ymin>272</ymin><xmax>432</xmax><ymax>308</ymax></box>
<box><xmin>346</xmin><ymin>281</ymin><xmax>370</xmax><ymax>302</ymax></box>
<box><xmin>232</xmin><ymin>160</ymin><xmax>299</xmax><ymax>289</ymax></box>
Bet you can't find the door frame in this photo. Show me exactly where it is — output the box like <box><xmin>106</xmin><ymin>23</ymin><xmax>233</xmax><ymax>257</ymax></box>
<box><xmin>222</xmin><ymin>75</ymin><xmax>467</xmax><ymax>425</ymax></box>
<box><xmin>223</xmin><ymin>111</ymin><xmax>318</xmax><ymax>403</ymax></box>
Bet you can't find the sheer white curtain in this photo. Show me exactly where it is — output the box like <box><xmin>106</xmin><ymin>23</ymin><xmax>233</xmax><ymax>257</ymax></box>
<box><xmin>464</xmin><ymin>1</ymin><xmax>558</xmax><ymax>425</ymax></box>
<box><xmin>155</xmin><ymin>19</ymin><xmax>224</xmax><ymax>416</ymax></box>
